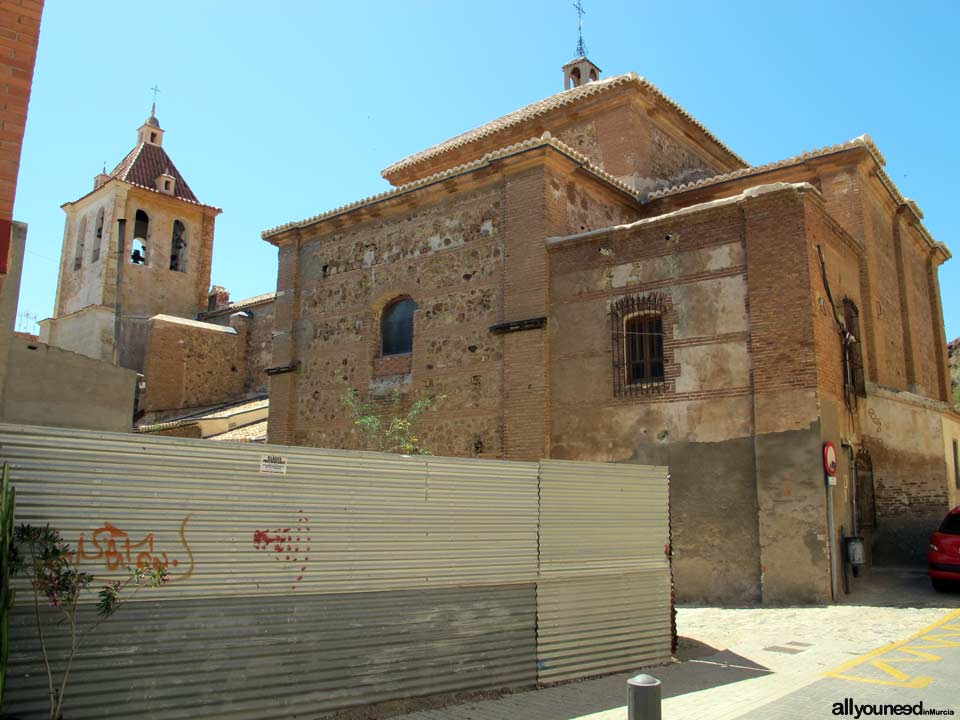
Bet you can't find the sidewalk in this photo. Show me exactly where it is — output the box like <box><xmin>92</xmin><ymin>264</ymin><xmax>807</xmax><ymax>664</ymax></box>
<box><xmin>392</xmin><ymin>568</ymin><xmax>959</xmax><ymax>720</ymax></box>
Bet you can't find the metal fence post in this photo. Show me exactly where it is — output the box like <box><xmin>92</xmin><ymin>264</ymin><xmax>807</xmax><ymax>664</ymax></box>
<box><xmin>628</xmin><ymin>674</ymin><xmax>661</xmax><ymax>720</ymax></box>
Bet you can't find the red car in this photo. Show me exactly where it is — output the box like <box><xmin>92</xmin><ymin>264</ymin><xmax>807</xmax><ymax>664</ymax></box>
<box><xmin>929</xmin><ymin>506</ymin><xmax>960</xmax><ymax>592</ymax></box>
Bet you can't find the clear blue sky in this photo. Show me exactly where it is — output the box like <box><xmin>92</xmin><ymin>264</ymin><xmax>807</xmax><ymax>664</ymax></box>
<box><xmin>13</xmin><ymin>1</ymin><xmax>960</xmax><ymax>342</ymax></box>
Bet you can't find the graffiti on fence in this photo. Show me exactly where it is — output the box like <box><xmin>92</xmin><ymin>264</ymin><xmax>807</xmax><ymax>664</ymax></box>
<box><xmin>253</xmin><ymin>510</ymin><xmax>312</xmax><ymax>590</ymax></box>
<box><xmin>68</xmin><ymin>514</ymin><xmax>195</xmax><ymax>582</ymax></box>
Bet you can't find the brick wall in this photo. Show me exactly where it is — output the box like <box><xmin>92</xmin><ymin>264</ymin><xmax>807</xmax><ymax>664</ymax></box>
<box><xmin>546</xmin><ymin>190</ymin><xmax>759</xmax><ymax>603</ymax></box>
<box><xmin>141</xmin><ymin>317</ymin><xmax>245</xmax><ymax>412</ymax></box>
<box><xmin>643</xmin><ymin>154</ymin><xmax>949</xmax><ymax>408</ymax></box>
<box><xmin>386</xmin><ymin>86</ymin><xmax>741</xmax><ymax>192</ymax></box>
<box><xmin>204</xmin><ymin>298</ymin><xmax>275</xmax><ymax>395</ymax></box>
<box><xmin>804</xmin><ymin>197</ymin><xmax>864</xmax><ymax>404</ymax></box>
<box><xmin>269</xmin><ymin>181</ymin><xmax>506</xmax><ymax>456</ymax></box>
<box><xmin>0</xmin><ymin>0</ymin><xmax>40</xmax><ymax>227</ymax></box>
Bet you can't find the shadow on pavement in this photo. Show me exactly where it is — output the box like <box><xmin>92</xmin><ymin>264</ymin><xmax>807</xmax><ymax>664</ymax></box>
<box><xmin>840</xmin><ymin>565</ymin><xmax>960</xmax><ymax>608</ymax></box>
<box><xmin>658</xmin><ymin>648</ymin><xmax>772</xmax><ymax>700</ymax></box>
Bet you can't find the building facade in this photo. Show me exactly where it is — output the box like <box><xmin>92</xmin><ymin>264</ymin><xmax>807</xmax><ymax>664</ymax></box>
<box><xmin>263</xmin><ymin>60</ymin><xmax>959</xmax><ymax>605</ymax></box>
<box><xmin>40</xmin><ymin>109</ymin><xmax>221</xmax><ymax>372</ymax></box>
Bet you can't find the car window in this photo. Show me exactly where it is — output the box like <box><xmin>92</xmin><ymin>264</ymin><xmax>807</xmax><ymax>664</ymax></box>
<box><xmin>939</xmin><ymin>514</ymin><xmax>960</xmax><ymax>534</ymax></box>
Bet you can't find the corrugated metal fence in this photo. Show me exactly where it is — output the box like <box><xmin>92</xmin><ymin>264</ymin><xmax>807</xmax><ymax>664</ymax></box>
<box><xmin>0</xmin><ymin>424</ymin><xmax>669</xmax><ymax>719</ymax></box>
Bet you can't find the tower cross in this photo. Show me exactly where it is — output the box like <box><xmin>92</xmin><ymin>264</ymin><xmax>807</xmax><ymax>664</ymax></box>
<box><xmin>573</xmin><ymin>0</ymin><xmax>586</xmax><ymax>57</ymax></box>
<box><xmin>149</xmin><ymin>83</ymin><xmax>161</xmax><ymax>116</ymax></box>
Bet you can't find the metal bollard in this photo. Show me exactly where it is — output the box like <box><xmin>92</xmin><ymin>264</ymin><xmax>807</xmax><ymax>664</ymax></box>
<box><xmin>627</xmin><ymin>674</ymin><xmax>661</xmax><ymax>720</ymax></box>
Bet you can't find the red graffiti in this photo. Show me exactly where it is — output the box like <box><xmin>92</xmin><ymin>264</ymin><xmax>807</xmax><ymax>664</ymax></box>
<box><xmin>253</xmin><ymin>510</ymin><xmax>312</xmax><ymax>590</ymax></box>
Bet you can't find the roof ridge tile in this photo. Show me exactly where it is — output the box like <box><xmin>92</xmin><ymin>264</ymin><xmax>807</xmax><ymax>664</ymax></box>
<box><xmin>382</xmin><ymin>72</ymin><xmax>745</xmax><ymax>178</ymax></box>
<box><xmin>263</xmin><ymin>134</ymin><xmax>641</xmax><ymax>239</ymax></box>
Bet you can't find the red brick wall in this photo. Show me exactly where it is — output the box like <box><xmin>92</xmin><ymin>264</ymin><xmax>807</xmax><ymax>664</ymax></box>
<box><xmin>804</xmin><ymin>200</ymin><xmax>864</xmax><ymax>404</ymax></box>
<box><xmin>643</xmin><ymin>154</ymin><xmax>949</xmax><ymax>406</ymax></box>
<box><xmin>0</xmin><ymin>0</ymin><xmax>42</xmax><ymax>273</ymax></box>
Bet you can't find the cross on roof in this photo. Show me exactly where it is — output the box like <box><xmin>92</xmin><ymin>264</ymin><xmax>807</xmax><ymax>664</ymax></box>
<box><xmin>573</xmin><ymin>0</ymin><xmax>586</xmax><ymax>57</ymax></box>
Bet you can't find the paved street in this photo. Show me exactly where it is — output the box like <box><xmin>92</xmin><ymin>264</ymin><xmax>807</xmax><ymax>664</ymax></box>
<box><xmin>392</xmin><ymin>568</ymin><xmax>960</xmax><ymax>720</ymax></box>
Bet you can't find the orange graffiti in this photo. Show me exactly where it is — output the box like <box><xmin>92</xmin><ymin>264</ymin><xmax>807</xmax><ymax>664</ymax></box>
<box><xmin>69</xmin><ymin>515</ymin><xmax>195</xmax><ymax>583</ymax></box>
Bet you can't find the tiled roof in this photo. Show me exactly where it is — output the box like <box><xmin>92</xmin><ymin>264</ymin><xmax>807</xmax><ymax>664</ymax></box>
<box><xmin>150</xmin><ymin>314</ymin><xmax>238</xmax><ymax>334</ymax></box>
<box><xmin>646</xmin><ymin>134</ymin><xmax>948</xmax><ymax>258</ymax></box>
<box><xmin>648</xmin><ymin>135</ymin><xmax>884</xmax><ymax>199</ymax></box>
<box><xmin>547</xmin><ymin>182</ymin><xmax>816</xmax><ymax>247</ymax></box>
<box><xmin>110</xmin><ymin>142</ymin><xmax>199</xmax><ymax>203</ymax></box>
<box><xmin>381</xmin><ymin>72</ymin><xmax>747</xmax><ymax>179</ymax></box>
<box><xmin>263</xmin><ymin>134</ymin><xmax>641</xmax><ymax>239</ymax></box>
<box><xmin>135</xmin><ymin>395</ymin><xmax>269</xmax><ymax>433</ymax></box>
<box><xmin>208</xmin><ymin>419</ymin><xmax>268</xmax><ymax>443</ymax></box>
<box><xmin>200</xmin><ymin>291</ymin><xmax>276</xmax><ymax>319</ymax></box>
<box><xmin>198</xmin><ymin>397</ymin><xmax>269</xmax><ymax>420</ymax></box>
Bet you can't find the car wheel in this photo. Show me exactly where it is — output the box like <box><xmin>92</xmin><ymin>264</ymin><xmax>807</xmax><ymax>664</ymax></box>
<box><xmin>931</xmin><ymin>579</ymin><xmax>952</xmax><ymax>593</ymax></box>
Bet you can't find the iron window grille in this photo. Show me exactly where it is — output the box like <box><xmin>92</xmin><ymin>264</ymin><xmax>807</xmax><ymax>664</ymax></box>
<box><xmin>612</xmin><ymin>294</ymin><xmax>666</xmax><ymax>396</ymax></box>
<box><xmin>855</xmin><ymin>447</ymin><xmax>877</xmax><ymax>531</ymax></box>
<box><xmin>842</xmin><ymin>298</ymin><xmax>866</xmax><ymax>398</ymax></box>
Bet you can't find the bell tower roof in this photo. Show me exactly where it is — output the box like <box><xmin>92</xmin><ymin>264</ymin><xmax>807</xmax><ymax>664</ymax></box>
<box><xmin>137</xmin><ymin>103</ymin><xmax>164</xmax><ymax>146</ymax></box>
<box><xmin>562</xmin><ymin>56</ymin><xmax>602</xmax><ymax>90</ymax></box>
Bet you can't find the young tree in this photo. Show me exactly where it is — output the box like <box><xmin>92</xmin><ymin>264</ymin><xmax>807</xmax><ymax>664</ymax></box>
<box><xmin>342</xmin><ymin>385</ymin><xmax>444</xmax><ymax>455</ymax></box>
<box><xmin>13</xmin><ymin>524</ymin><xmax>167</xmax><ymax>720</ymax></box>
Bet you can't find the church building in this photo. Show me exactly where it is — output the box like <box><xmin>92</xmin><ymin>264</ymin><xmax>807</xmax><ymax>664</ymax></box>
<box><xmin>262</xmin><ymin>57</ymin><xmax>960</xmax><ymax>605</ymax></box>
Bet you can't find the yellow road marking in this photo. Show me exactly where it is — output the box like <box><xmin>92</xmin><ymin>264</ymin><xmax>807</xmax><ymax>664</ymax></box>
<box><xmin>824</xmin><ymin>609</ymin><xmax>960</xmax><ymax>688</ymax></box>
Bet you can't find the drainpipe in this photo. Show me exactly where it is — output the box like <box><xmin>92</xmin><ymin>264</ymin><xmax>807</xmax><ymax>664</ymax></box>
<box><xmin>826</xmin><ymin>478</ymin><xmax>837</xmax><ymax>601</ymax></box>
<box><xmin>112</xmin><ymin>217</ymin><xmax>126</xmax><ymax>366</ymax></box>
<box><xmin>842</xmin><ymin>440</ymin><xmax>858</xmax><ymax>534</ymax></box>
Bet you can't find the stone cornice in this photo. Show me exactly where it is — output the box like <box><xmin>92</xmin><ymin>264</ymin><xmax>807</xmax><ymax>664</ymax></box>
<box><xmin>262</xmin><ymin>134</ymin><xmax>642</xmax><ymax>244</ymax></box>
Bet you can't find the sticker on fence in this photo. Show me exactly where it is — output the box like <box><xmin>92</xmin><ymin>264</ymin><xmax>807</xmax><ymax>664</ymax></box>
<box><xmin>260</xmin><ymin>454</ymin><xmax>288</xmax><ymax>474</ymax></box>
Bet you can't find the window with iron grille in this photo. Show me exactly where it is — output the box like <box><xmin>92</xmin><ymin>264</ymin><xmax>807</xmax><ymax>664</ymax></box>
<box><xmin>843</xmin><ymin>298</ymin><xmax>866</xmax><ymax>397</ymax></box>
<box><xmin>611</xmin><ymin>294</ymin><xmax>666</xmax><ymax>396</ymax></box>
<box><xmin>855</xmin><ymin>448</ymin><xmax>877</xmax><ymax>530</ymax></box>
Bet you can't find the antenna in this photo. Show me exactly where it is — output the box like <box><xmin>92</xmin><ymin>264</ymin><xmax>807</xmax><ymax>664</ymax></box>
<box><xmin>573</xmin><ymin>0</ymin><xmax>587</xmax><ymax>57</ymax></box>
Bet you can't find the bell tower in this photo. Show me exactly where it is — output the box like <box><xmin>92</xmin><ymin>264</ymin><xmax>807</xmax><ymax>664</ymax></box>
<box><xmin>562</xmin><ymin>1</ymin><xmax>601</xmax><ymax>89</ymax></box>
<box><xmin>562</xmin><ymin>56</ymin><xmax>602</xmax><ymax>90</ymax></box>
<box><xmin>40</xmin><ymin>105</ymin><xmax>221</xmax><ymax>371</ymax></box>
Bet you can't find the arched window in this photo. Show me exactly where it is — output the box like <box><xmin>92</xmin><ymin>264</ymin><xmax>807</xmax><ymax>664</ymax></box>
<box><xmin>611</xmin><ymin>294</ymin><xmax>666</xmax><ymax>396</ymax></box>
<box><xmin>132</xmin><ymin>209</ymin><xmax>149</xmax><ymax>265</ymax></box>
<box><xmin>91</xmin><ymin>208</ymin><xmax>104</xmax><ymax>262</ymax></box>
<box><xmin>381</xmin><ymin>298</ymin><xmax>417</xmax><ymax>356</ymax></box>
<box><xmin>170</xmin><ymin>220</ymin><xmax>187</xmax><ymax>272</ymax></box>
<box><xmin>73</xmin><ymin>216</ymin><xmax>87</xmax><ymax>270</ymax></box>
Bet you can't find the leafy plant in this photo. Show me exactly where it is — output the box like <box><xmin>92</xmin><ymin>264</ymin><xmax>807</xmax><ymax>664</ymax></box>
<box><xmin>342</xmin><ymin>385</ymin><xmax>444</xmax><ymax>455</ymax></box>
<box><xmin>13</xmin><ymin>524</ymin><xmax>167</xmax><ymax>720</ymax></box>
<box><xmin>1</xmin><ymin>464</ymin><xmax>15</xmax><ymax>713</ymax></box>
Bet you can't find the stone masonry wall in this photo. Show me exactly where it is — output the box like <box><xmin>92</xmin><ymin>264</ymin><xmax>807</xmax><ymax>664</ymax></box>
<box><xmin>648</xmin><ymin>123</ymin><xmax>716</xmax><ymax>196</ymax></box>
<box><xmin>141</xmin><ymin>317</ymin><xmax>245</xmax><ymax>413</ymax></box>
<box><xmin>276</xmin><ymin>183</ymin><xmax>505</xmax><ymax>456</ymax></box>
<box><xmin>204</xmin><ymin>299</ymin><xmax>274</xmax><ymax>396</ymax></box>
